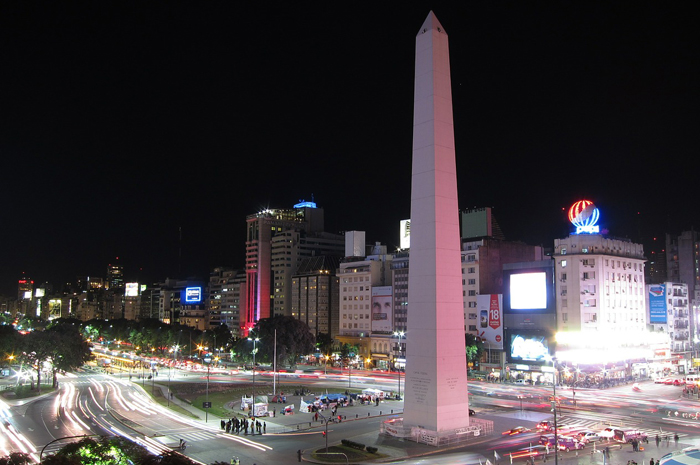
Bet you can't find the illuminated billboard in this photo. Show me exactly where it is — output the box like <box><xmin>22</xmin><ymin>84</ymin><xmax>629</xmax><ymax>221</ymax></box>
<box><xmin>649</xmin><ymin>284</ymin><xmax>667</xmax><ymax>324</ymax></box>
<box><xmin>371</xmin><ymin>286</ymin><xmax>393</xmax><ymax>333</ymax></box>
<box><xmin>476</xmin><ymin>294</ymin><xmax>503</xmax><ymax>349</ymax></box>
<box><xmin>184</xmin><ymin>286</ymin><xmax>203</xmax><ymax>304</ymax></box>
<box><xmin>505</xmin><ymin>329</ymin><xmax>553</xmax><ymax>364</ymax></box>
<box><xmin>125</xmin><ymin>283</ymin><xmax>139</xmax><ymax>297</ymax></box>
<box><xmin>569</xmin><ymin>200</ymin><xmax>600</xmax><ymax>234</ymax></box>
<box><xmin>399</xmin><ymin>219</ymin><xmax>410</xmax><ymax>250</ymax></box>
<box><xmin>503</xmin><ymin>263</ymin><xmax>555</xmax><ymax>315</ymax></box>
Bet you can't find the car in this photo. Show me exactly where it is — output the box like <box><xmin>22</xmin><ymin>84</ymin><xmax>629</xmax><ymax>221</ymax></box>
<box><xmin>536</xmin><ymin>421</ymin><xmax>554</xmax><ymax>432</ymax></box>
<box><xmin>469</xmin><ymin>409</ymin><xmax>476</xmax><ymax>416</ymax></box>
<box><xmin>600</xmin><ymin>427</ymin><xmax>617</xmax><ymax>439</ymax></box>
<box><xmin>655</xmin><ymin>377</ymin><xmax>669</xmax><ymax>384</ymax></box>
<box><xmin>514</xmin><ymin>379</ymin><xmax>527</xmax><ymax>385</ymax></box>
<box><xmin>578</xmin><ymin>431</ymin><xmax>601</xmax><ymax>443</ymax></box>
<box><xmin>503</xmin><ymin>426</ymin><xmax>530</xmax><ymax>435</ymax></box>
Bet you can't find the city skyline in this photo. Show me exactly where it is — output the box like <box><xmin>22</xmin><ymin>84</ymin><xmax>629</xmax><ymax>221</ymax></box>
<box><xmin>1</xmin><ymin>3</ymin><xmax>697</xmax><ymax>296</ymax></box>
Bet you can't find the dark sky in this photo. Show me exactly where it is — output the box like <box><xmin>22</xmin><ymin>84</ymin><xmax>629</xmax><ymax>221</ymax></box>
<box><xmin>0</xmin><ymin>3</ymin><xmax>697</xmax><ymax>296</ymax></box>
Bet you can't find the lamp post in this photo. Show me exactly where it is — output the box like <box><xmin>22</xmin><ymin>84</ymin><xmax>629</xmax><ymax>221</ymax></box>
<box><xmin>393</xmin><ymin>331</ymin><xmax>405</xmax><ymax>400</ymax></box>
<box><xmin>545</xmin><ymin>355</ymin><xmax>559</xmax><ymax>465</ymax></box>
<box><xmin>248</xmin><ymin>336</ymin><xmax>259</xmax><ymax>418</ymax></box>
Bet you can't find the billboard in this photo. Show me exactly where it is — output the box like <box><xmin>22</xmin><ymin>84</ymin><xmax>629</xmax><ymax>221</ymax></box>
<box><xmin>649</xmin><ymin>284</ymin><xmax>667</xmax><ymax>324</ymax></box>
<box><xmin>476</xmin><ymin>294</ymin><xmax>503</xmax><ymax>349</ymax></box>
<box><xmin>184</xmin><ymin>286</ymin><xmax>203</xmax><ymax>304</ymax></box>
<box><xmin>505</xmin><ymin>329</ymin><xmax>553</xmax><ymax>364</ymax></box>
<box><xmin>503</xmin><ymin>263</ymin><xmax>555</xmax><ymax>315</ymax></box>
<box><xmin>371</xmin><ymin>286</ymin><xmax>393</xmax><ymax>333</ymax></box>
<box><xmin>399</xmin><ymin>219</ymin><xmax>410</xmax><ymax>250</ymax></box>
<box><xmin>125</xmin><ymin>282</ymin><xmax>139</xmax><ymax>297</ymax></box>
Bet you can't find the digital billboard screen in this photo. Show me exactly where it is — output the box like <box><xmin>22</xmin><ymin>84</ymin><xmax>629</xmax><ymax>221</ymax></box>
<box><xmin>503</xmin><ymin>264</ymin><xmax>555</xmax><ymax>314</ymax></box>
<box><xmin>510</xmin><ymin>272</ymin><xmax>547</xmax><ymax>309</ymax></box>
<box><xmin>506</xmin><ymin>329</ymin><xmax>553</xmax><ymax>364</ymax></box>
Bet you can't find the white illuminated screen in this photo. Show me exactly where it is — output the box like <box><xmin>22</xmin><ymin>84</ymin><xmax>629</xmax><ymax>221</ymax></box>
<box><xmin>510</xmin><ymin>272</ymin><xmax>547</xmax><ymax>309</ymax></box>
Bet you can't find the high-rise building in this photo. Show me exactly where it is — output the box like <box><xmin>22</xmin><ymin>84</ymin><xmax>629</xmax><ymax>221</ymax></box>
<box><xmin>666</xmin><ymin>230</ymin><xmax>700</xmax><ymax>338</ymax></box>
<box><xmin>291</xmin><ymin>255</ymin><xmax>340</xmax><ymax>339</ymax></box>
<box><xmin>208</xmin><ymin>267</ymin><xmax>247</xmax><ymax>336</ymax></box>
<box><xmin>107</xmin><ymin>260</ymin><xmax>124</xmax><ymax>290</ymax></box>
<box><xmin>270</xmin><ymin>230</ymin><xmax>344</xmax><ymax>318</ymax></box>
<box><xmin>244</xmin><ymin>201</ymin><xmax>339</xmax><ymax>334</ymax></box>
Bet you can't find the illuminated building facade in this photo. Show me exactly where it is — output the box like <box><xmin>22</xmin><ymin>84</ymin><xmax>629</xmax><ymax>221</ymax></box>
<box><xmin>244</xmin><ymin>201</ymin><xmax>339</xmax><ymax>334</ymax></box>
<box><xmin>553</xmin><ymin>234</ymin><xmax>646</xmax><ymax>334</ymax></box>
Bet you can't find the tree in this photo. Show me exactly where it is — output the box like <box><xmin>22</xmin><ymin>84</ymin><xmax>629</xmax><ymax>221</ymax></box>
<box><xmin>0</xmin><ymin>325</ymin><xmax>20</xmax><ymax>363</ymax></box>
<box><xmin>46</xmin><ymin>322</ymin><xmax>93</xmax><ymax>386</ymax></box>
<box><xmin>20</xmin><ymin>330</ymin><xmax>59</xmax><ymax>393</ymax></box>
<box><xmin>41</xmin><ymin>437</ymin><xmax>158</xmax><ymax>465</ymax></box>
<box><xmin>465</xmin><ymin>333</ymin><xmax>484</xmax><ymax>368</ymax></box>
<box><xmin>315</xmin><ymin>332</ymin><xmax>334</xmax><ymax>358</ymax></box>
<box><xmin>0</xmin><ymin>452</ymin><xmax>31</xmax><ymax>465</ymax></box>
<box><xmin>252</xmin><ymin>316</ymin><xmax>316</xmax><ymax>368</ymax></box>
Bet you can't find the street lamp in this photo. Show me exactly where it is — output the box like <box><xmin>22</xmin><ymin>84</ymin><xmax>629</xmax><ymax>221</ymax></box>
<box><xmin>248</xmin><ymin>336</ymin><xmax>259</xmax><ymax>418</ymax></box>
<box><xmin>393</xmin><ymin>331</ymin><xmax>405</xmax><ymax>400</ymax></box>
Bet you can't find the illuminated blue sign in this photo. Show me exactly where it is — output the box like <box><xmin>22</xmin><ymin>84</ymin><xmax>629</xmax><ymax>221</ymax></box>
<box><xmin>185</xmin><ymin>287</ymin><xmax>202</xmax><ymax>304</ymax></box>
<box><xmin>294</xmin><ymin>200</ymin><xmax>317</xmax><ymax>208</ymax></box>
<box><xmin>649</xmin><ymin>284</ymin><xmax>667</xmax><ymax>324</ymax></box>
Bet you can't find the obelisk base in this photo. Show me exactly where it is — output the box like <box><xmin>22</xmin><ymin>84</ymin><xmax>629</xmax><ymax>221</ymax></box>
<box><xmin>381</xmin><ymin>417</ymin><xmax>493</xmax><ymax>446</ymax></box>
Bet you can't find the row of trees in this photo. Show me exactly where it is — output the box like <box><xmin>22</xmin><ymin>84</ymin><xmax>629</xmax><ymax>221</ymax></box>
<box><xmin>0</xmin><ymin>322</ymin><xmax>92</xmax><ymax>392</ymax></box>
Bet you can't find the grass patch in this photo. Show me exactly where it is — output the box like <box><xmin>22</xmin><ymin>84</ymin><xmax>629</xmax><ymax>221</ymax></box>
<box><xmin>1</xmin><ymin>384</ymin><xmax>56</xmax><ymax>400</ymax></box>
<box><xmin>147</xmin><ymin>384</ymin><xmax>199</xmax><ymax>419</ymax></box>
<box><xmin>170</xmin><ymin>380</ymin><xmax>363</xmax><ymax>418</ymax></box>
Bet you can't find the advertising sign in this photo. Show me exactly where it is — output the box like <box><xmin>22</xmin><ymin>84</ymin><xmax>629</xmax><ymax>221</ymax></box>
<box><xmin>371</xmin><ymin>286</ymin><xmax>393</xmax><ymax>333</ymax></box>
<box><xmin>507</xmin><ymin>331</ymin><xmax>551</xmax><ymax>363</ymax></box>
<box><xmin>477</xmin><ymin>294</ymin><xmax>503</xmax><ymax>349</ymax></box>
<box><xmin>185</xmin><ymin>286</ymin><xmax>203</xmax><ymax>304</ymax></box>
<box><xmin>125</xmin><ymin>282</ymin><xmax>139</xmax><ymax>297</ymax></box>
<box><xmin>399</xmin><ymin>219</ymin><xmax>411</xmax><ymax>250</ymax></box>
<box><xmin>649</xmin><ymin>284</ymin><xmax>667</xmax><ymax>324</ymax></box>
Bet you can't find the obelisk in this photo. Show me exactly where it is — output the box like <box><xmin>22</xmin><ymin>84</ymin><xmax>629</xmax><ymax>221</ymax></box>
<box><xmin>403</xmin><ymin>11</ymin><xmax>470</xmax><ymax>439</ymax></box>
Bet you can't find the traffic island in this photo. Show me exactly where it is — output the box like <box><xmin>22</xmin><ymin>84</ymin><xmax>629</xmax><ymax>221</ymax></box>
<box><xmin>312</xmin><ymin>444</ymin><xmax>388</xmax><ymax>463</ymax></box>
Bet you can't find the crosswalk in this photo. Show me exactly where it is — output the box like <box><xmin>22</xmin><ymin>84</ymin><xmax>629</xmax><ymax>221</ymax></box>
<box><xmin>177</xmin><ymin>430</ymin><xmax>218</xmax><ymax>442</ymax></box>
<box><xmin>557</xmin><ymin>413</ymin><xmax>687</xmax><ymax>440</ymax></box>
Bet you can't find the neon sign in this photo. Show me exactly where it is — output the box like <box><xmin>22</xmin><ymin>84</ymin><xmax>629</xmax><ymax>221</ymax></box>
<box><xmin>568</xmin><ymin>200</ymin><xmax>600</xmax><ymax>234</ymax></box>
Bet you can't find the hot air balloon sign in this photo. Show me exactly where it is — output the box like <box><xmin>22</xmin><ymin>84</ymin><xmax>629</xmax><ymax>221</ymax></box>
<box><xmin>568</xmin><ymin>200</ymin><xmax>600</xmax><ymax>234</ymax></box>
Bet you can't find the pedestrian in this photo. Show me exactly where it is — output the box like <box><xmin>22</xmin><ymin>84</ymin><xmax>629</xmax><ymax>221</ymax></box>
<box><xmin>650</xmin><ymin>459</ymin><xmax>654</xmax><ymax>465</ymax></box>
<box><xmin>674</xmin><ymin>433</ymin><xmax>679</xmax><ymax>445</ymax></box>
<box><xmin>263</xmin><ymin>421</ymin><xmax>266</xmax><ymax>434</ymax></box>
<box><xmin>297</xmin><ymin>449</ymin><xmax>302</xmax><ymax>462</ymax></box>
<box><xmin>656</xmin><ymin>434</ymin><xmax>660</xmax><ymax>447</ymax></box>
<box><xmin>221</xmin><ymin>419</ymin><xmax>226</xmax><ymax>430</ymax></box>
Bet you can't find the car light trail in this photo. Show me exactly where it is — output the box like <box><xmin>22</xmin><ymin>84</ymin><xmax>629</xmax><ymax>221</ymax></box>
<box><xmin>216</xmin><ymin>433</ymin><xmax>273</xmax><ymax>452</ymax></box>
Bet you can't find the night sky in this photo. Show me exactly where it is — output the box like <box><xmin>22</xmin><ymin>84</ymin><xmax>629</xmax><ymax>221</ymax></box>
<box><xmin>1</xmin><ymin>3</ymin><xmax>697</xmax><ymax>296</ymax></box>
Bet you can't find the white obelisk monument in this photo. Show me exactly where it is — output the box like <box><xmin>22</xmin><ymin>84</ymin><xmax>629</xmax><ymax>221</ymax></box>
<box><xmin>402</xmin><ymin>11</ymin><xmax>471</xmax><ymax>441</ymax></box>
